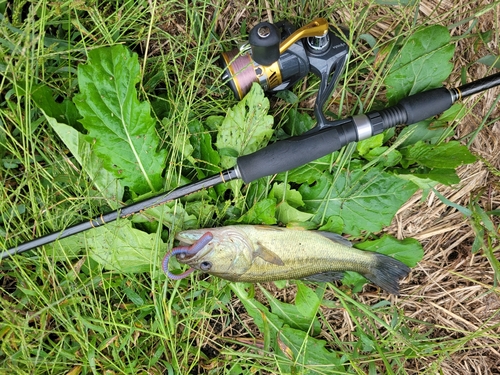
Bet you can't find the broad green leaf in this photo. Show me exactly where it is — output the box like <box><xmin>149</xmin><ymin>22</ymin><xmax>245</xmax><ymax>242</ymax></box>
<box><xmin>342</xmin><ymin>271</ymin><xmax>369</xmax><ymax>294</ymax></box>
<box><xmin>364</xmin><ymin>146</ymin><xmax>402</xmax><ymax>167</ymax></box>
<box><xmin>477</xmin><ymin>54</ymin><xmax>500</xmax><ymax>69</ymax></box>
<box><xmin>150</xmin><ymin>94</ymin><xmax>171</xmax><ymax>121</ymax></box>
<box><xmin>269</xmin><ymin>182</ymin><xmax>305</xmax><ymax>208</ymax></box>
<box><xmin>394</xmin><ymin>173</ymin><xmax>439</xmax><ymax>200</ymax></box>
<box><xmin>74</xmin><ymin>45</ymin><xmax>167</xmax><ymax>194</ymax></box>
<box><xmin>278</xmin><ymin>327</ymin><xmax>342</xmax><ymax>372</ymax></box>
<box><xmin>384</xmin><ymin>25</ymin><xmax>455</xmax><ymax>103</ymax></box>
<box><xmin>300</xmin><ymin>168</ymin><xmax>418</xmax><ymax>235</ymax></box>
<box><xmin>236</xmin><ymin>198</ymin><xmax>277</xmax><ymax>225</ymax></box>
<box><xmin>188</xmin><ymin>120</ymin><xmax>220</xmax><ymax>178</ymax></box>
<box><xmin>275</xmin><ymin>90</ymin><xmax>299</xmax><ymax>105</ymax></box>
<box><xmin>400</xmin><ymin>140</ymin><xmax>476</xmax><ymax>169</ymax></box>
<box><xmin>45</xmin><ymin>113</ymin><xmax>124</xmax><ymax>208</ymax></box>
<box><xmin>83</xmin><ymin>219</ymin><xmax>160</xmax><ymax>273</ymax></box>
<box><xmin>131</xmin><ymin>200</ymin><xmax>198</xmax><ymax>231</ymax></box>
<box><xmin>276</xmin><ymin>154</ymin><xmax>334</xmax><ymax>184</ymax></box>
<box><xmin>356</xmin><ymin>133</ymin><xmax>384</xmax><ymax>156</ymax></box>
<box><xmin>438</xmin><ymin>102</ymin><xmax>467</xmax><ymax>123</ymax></box>
<box><xmin>205</xmin><ymin>115</ymin><xmax>224</xmax><ymax>131</ymax></box>
<box><xmin>32</xmin><ymin>84</ymin><xmax>81</xmax><ymax>129</ymax></box>
<box><xmin>355</xmin><ymin>234</ymin><xmax>423</xmax><ymax>267</ymax></box>
<box><xmin>163</xmin><ymin>118</ymin><xmax>194</xmax><ymax>165</ymax></box>
<box><xmin>229</xmin><ymin>283</ymin><xmax>284</xmax><ymax>344</ymax></box>
<box><xmin>359</xmin><ymin>33</ymin><xmax>377</xmax><ymax>50</ymax></box>
<box><xmin>245</xmin><ymin>179</ymin><xmax>272</xmax><ymax>207</ymax></box>
<box><xmin>268</xmin><ymin>182</ymin><xmax>313</xmax><ymax>224</ymax></box>
<box><xmin>276</xmin><ymin>201</ymin><xmax>314</xmax><ymax>224</ymax></box>
<box><xmin>231</xmin><ymin>284</ymin><xmax>340</xmax><ymax>374</ymax></box>
<box><xmin>184</xmin><ymin>201</ymin><xmax>217</xmax><ymax>225</ymax></box>
<box><xmin>318</xmin><ymin>216</ymin><xmax>344</xmax><ymax>234</ymax></box>
<box><xmin>359</xmin><ymin>332</ymin><xmax>376</xmax><ymax>352</ymax></box>
<box><xmin>397</xmin><ymin>167</ymin><xmax>460</xmax><ymax>185</ymax></box>
<box><xmin>215</xmin><ymin>83</ymin><xmax>274</xmax><ymax>169</ymax></box>
<box><xmin>123</xmin><ymin>287</ymin><xmax>145</xmax><ymax>306</ymax></box>
<box><xmin>260</xmin><ymin>286</ymin><xmax>320</xmax><ymax>335</ymax></box>
<box><xmin>295</xmin><ymin>281</ymin><xmax>321</xmax><ymax>320</ymax></box>
<box><xmin>396</xmin><ymin>121</ymin><xmax>454</xmax><ymax>147</ymax></box>
<box><xmin>45</xmin><ymin>235</ymin><xmax>87</xmax><ymax>259</ymax></box>
<box><xmin>396</xmin><ymin>104</ymin><xmax>461</xmax><ymax>147</ymax></box>
<box><xmin>283</xmin><ymin>107</ymin><xmax>316</xmax><ymax>136</ymax></box>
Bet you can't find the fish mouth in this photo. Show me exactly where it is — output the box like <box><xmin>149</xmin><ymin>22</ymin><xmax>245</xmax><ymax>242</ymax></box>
<box><xmin>163</xmin><ymin>231</ymin><xmax>214</xmax><ymax>280</ymax></box>
<box><xmin>174</xmin><ymin>240</ymin><xmax>213</xmax><ymax>264</ymax></box>
<box><xmin>173</xmin><ymin>230</ymin><xmax>214</xmax><ymax>263</ymax></box>
<box><xmin>176</xmin><ymin>251</ymin><xmax>199</xmax><ymax>262</ymax></box>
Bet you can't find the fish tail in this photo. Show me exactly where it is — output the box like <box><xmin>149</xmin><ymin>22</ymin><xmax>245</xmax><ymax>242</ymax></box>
<box><xmin>363</xmin><ymin>254</ymin><xmax>411</xmax><ymax>295</ymax></box>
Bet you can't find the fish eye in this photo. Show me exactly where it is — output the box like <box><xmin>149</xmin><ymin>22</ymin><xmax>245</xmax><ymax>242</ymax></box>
<box><xmin>200</xmin><ymin>261</ymin><xmax>212</xmax><ymax>271</ymax></box>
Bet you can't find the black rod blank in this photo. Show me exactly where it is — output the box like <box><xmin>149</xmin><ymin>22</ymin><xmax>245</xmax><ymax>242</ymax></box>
<box><xmin>451</xmin><ymin>71</ymin><xmax>500</xmax><ymax>100</ymax></box>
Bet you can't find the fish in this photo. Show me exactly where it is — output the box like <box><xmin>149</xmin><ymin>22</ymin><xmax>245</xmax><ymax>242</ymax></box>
<box><xmin>171</xmin><ymin>225</ymin><xmax>411</xmax><ymax>295</ymax></box>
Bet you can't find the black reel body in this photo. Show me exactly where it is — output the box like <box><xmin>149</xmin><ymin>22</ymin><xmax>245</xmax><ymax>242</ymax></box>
<box><xmin>220</xmin><ymin>18</ymin><xmax>349</xmax><ymax>129</ymax></box>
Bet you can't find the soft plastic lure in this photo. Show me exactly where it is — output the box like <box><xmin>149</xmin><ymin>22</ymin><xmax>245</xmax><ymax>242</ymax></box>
<box><xmin>162</xmin><ymin>232</ymin><xmax>213</xmax><ymax>280</ymax></box>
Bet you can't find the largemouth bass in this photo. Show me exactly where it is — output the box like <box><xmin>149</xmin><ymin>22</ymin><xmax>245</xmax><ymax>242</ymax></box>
<box><xmin>172</xmin><ymin>225</ymin><xmax>410</xmax><ymax>295</ymax></box>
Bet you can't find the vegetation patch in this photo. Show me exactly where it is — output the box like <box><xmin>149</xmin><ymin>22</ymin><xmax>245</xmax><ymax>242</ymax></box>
<box><xmin>1</xmin><ymin>0</ymin><xmax>499</xmax><ymax>374</ymax></box>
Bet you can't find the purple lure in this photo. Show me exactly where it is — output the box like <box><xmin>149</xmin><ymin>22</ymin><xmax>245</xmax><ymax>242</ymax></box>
<box><xmin>162</xmin><ymin>232</ymin><xmax>213</xmax><ymax>280</ymax></box>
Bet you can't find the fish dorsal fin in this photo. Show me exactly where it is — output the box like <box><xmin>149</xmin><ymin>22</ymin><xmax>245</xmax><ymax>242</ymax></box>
<box><xmin>316</xmin><ymin>231</ymin><xmax>353</xmax><ymax>247</ymax></box>
<box><xmin>254</xmin><ymin>242</ymin><xmax>285</xmax><ymax>266</ymax></box>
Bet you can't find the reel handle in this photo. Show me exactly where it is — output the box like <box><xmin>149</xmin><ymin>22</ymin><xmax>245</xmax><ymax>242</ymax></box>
<box><xmin>279</xmin><ymin>18</ymin><xmax>329</xmax><ymax>55</ymax></box>
<box><xmin>250</xmin><ymin>18</ymin><xmax>330</xmax><ymax>66</ymax></box>
<box><xmin>249</xmin><ymin>22</ymin><xmax>281</xmax><ymax>65</ymax></box>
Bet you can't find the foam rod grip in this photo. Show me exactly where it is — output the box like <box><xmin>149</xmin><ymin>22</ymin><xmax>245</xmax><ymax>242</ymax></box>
<box><xmin>236</xmin><ymin>121</ymin><xmax>358</xmax><ymax>183</ymax></box>
<box><xmin>395</xmin><ymin>87</ymin><xmax>453</xmax><ymax>125</ymax></box>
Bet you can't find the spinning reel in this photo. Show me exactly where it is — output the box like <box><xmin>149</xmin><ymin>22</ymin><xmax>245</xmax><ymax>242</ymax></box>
<box><xmin>220</xmin><ymin>18</ymin><xmax>349</xmax><ymax>130</ymax></box>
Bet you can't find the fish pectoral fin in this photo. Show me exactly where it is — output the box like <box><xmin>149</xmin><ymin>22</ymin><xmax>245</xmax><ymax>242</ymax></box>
<box><xmin>302</xmin><ymin>271</ymin><xmax>345</xmax><ymax>282</ymax></box>
<box><xmin>254</xmin><ymin>243</ymin><xmax>285</xmax><ymax>266</ymax></box>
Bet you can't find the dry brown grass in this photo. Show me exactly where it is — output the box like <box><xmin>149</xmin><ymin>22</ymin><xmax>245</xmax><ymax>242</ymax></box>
<box><xmin>386</xmin><ymin>2</ymin><xmax>500</xmax><ymax>372</ymax></box>
<box><xmin>397</xmin><ymin>2</ymin><xmax>499</xmax><ymax>373</ymax></box>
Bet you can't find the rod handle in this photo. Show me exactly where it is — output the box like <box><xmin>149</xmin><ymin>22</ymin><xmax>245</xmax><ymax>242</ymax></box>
<box><xmin>236</xmin><ymin>87</ymin><xmax>455</xmax><ymax>183</ymax></box>
<box><xmin>236</xmin><ymin>119</ymin><xmax>358</xmax><ymax>182</ymax></box>
<box><xmin>374</xmin><ymin>87</ymin><xmax>453</xmax><ymax>129</ymax></box>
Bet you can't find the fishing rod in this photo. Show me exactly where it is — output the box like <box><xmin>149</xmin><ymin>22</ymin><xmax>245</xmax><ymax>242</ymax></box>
<box><xmin>2</xmin><ymin>18</ymin><xmax>500</xmax><ymax>260</ymax></box>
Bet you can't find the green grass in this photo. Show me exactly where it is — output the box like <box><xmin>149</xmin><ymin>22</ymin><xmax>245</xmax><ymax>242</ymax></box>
<box><xmin>1</xmin><ymin>0</ymin><xmax>500</xmax><ymax>374</ymax></box>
